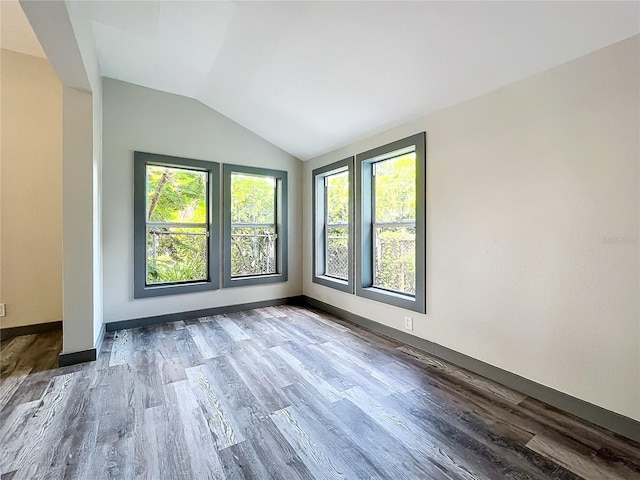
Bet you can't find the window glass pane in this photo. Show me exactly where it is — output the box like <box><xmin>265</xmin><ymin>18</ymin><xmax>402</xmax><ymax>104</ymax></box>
<box><xmin>146</xmin><ymin>227</ymin><xmax>208</xmax><ymax>284</ymax></box>
<box><xmin>231</xmin><ymin>173</ymin><xmax>275</xmax><ymax>224</ymax></box>
<box><xmin>373</xmin><ymin>226</ymin><xmax>415</xmax><ymax>295</ymax></box>
<box><xmin>231</xmin><ymin>226</ymin><xmax>276</xmax><ymax>276</ymax></box>
<box><xmin>326</xmin><ymin>171</ymin><xmax>349</xmax><ymax>224</ymax></box>
<box><xmin>374</xmin><ymin>152</ymin><xmax>416</xmax><ymax>223</ymax></box>
<box><xmin>325</xmin><ymin>226</ymin><xmax>349</xmax><ymax>280</ymax></box>
<box><xmin>146</xmin><ymin>165</ymin><xmax>207</xmax><ymax>223</ymax></box>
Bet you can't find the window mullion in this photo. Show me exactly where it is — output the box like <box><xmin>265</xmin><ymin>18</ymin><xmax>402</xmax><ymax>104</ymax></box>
<box><xmin>146</xmin><ymin>222</ymin><xmax>208</xmax><ymax>229</ymax></box>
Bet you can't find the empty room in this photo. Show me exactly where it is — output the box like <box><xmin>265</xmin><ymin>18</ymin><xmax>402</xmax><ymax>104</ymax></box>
<box><xmin>1</xmin><ymin>1</ymin><xmax>639</xmax><ymax>479</ymax></box>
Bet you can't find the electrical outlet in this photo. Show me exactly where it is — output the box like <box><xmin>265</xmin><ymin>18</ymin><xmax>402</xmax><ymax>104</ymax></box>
<box><xmin>404</xmin><ymin>315</ymin><xmax>413</xmax><ymax>331</ymax></box>
<box><xmin>0</xmin><ymin>304</ymin><xmax>5</xmax><ymax>317</ymax></box>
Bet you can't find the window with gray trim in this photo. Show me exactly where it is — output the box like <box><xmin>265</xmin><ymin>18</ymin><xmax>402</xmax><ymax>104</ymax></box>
<box><xmin>223</xmin><ymin>165</ymin><xmax>288</xmax><ymax>287</ymax></box>
<box><xmin>312</xmin><ymin>157</ymin><xmax>354</xmax><ymax>293</ymax></box>
<box><xmin>134</xmin><ymin>152</ymin><xmax>220</xmax><ymax>298</ymax></box>
<box><xmin>356</xmin><ymin>133</ymin><xmax>426</xmax><ymax>313</ymax></box>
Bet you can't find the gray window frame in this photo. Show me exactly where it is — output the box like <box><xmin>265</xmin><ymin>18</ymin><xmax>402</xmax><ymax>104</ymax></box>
<box><xmin>312</xmin><ymin>157</ymin><xmax>354</xmax><ymax>293</ymax></box>
<box><xmin>133</xmin><ymin>151</ymin><xmax>220</xmax><ymax>298</ymax></box>
<box><xmin>355</xmin><ymin>132</ymin><xmax>426</xmax><ymax>313</ymax></box>
<box><xmin>222</xmin><ymin>164</ymin><xmax>288</xmax><ymax>288</ymax></box>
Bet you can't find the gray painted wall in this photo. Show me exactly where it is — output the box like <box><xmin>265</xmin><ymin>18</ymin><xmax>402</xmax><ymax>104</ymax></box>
<box><xmin>102</xmin><ymin>78</ymin><xmax>302</xmax><ymax>323</ymax></box>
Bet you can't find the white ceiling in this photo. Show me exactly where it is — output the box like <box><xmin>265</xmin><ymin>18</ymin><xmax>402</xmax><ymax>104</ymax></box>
<box><xmin>68</xmin><ymin>1</ymin><xmax>640</xmax><ymax>160</ymax></box>
<box><xmin>1</xmin><ymin>0</ymin><xmax>46</xmax><ymax>58</ymax></box>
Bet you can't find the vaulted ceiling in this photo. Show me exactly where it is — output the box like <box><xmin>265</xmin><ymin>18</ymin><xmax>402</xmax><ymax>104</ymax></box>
<box><xmin>58</xmin><ymin>2</ymin><xmax>640</xmax><ymax>159</ymax></box>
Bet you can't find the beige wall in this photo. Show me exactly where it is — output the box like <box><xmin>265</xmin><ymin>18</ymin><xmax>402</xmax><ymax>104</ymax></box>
<box><xmin>304</xmin><ymin>36</ymin><xmax>640</xmax><ymax>421</ymax></box>
<box><xmin>0</xmin><ymin>49</ymin><xmax>62</xmax><ymax>329</ymax></box>
<box><xmin>102</xmin><ymin>78</ymin><xmax>302</xmax><ymax>323</ymax></box>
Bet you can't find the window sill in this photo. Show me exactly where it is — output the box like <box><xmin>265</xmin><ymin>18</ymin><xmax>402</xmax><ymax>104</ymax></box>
<box><xmin>356</xmin><ymin>285</ymin><xmax>425</xmax><ymax>313</ymax></box>
<box><xmin>223</xmin><ymin>272</ymin><xmax>288</xmax><ymax>288</ymax></box>
<box><xmin>313</xmin><ymin>275</ymin><xmax>353</xmax><ymax>294</ymax></box>
<box><xmin>134</xmin><ymin>280</ymin><xmax>219</xmax><ymax>299</ymax></box>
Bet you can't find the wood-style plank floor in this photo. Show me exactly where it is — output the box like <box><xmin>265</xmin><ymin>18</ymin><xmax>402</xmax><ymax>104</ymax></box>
<box><xmin>1</xmin><ymin>306</ymin><xmax>639</xmax><ymax>479</ymax></box>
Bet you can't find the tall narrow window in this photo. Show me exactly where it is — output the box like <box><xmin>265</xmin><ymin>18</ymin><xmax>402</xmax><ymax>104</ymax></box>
<box><xmin>312</xmin><ymin>157</ymin><xmax>354</xmax><ymax>293</ymax></box>
<box><xmin>223</xmin><ymin>165</ymin><xmax>287</xmax><ymax>287</ymax></box>
<box><xmin>372</xmin><ymin>152</ymin><xmax>416</xmax><ymax>295</ymax></box>
<box><xmin>356</xmin><ymin>133</ymin><xmax>426</xmax><ymax>313</ymax></box>
<box><xmin>146</xmin><ymin>165</ymin><xmax>208</xmax><ymax>284</ymax></box>
<box><xmin>134</xmin><ymin>152</ymin><xmax>220</xmax><ymax>298</ymax></box>
<box><xmin>230</xmin><ymin>173</ymin><xmax>277</xmax><ymax>277</ymax></box>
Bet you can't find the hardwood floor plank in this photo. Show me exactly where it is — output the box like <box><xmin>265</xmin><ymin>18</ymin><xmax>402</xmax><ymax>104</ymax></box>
<box><xmin>377</xmin><ymin>391</ymin><xmax>519</xmax><ymax>480</ymax></box>
<box><xmin>130</xmin><ymin>349</ymin><xmax>164</xmax><ymax>409</ymax></box>
<box><xmin>215</xmin><ymin>315</ymin><xmax>251</xmax><ymax>343</ymax></box>
<box><xmin>1</xmin><ymin>306</ymin><xmax>638</xmax><ymax>479</ymax></box>
<box><xmin>166</xmin><ymin>380</ymin><xmax>226</xmax><ymax>479</ymax></box>
<box><xmin>287</xmin><ymin>380</ymin><xmax>450</xmax><ymax>480</ymax></box>
<box><xmin>402</xmin><ymin>388</ymin><xmax>580</xmax><ymax>480</ymax></box>
<box><xmin>9</xmin><ymin>371</ymin><xmax>85</xmax><ymax>479</ymax></box>
<box><xmin>341</xmin><ymin>386</ymin><xmax>486</xmax><ymax>480</ymax></box>
<box><xmin>185</xmin><ymin>364</ymin><xmax>244</xmax><ymax>449</ymax></box>
<box><xmin>185</xmin><ymin>323</ymin><xmax>219</xmax><ymax>360</ymax></box>
<box><xmin>527</xmin><ymin>434</ymin><xmax>635</xmax><ymax>480</ymax></box>
<box><xmin>248</xmin><ymin>418</ymin><xmax>315</xmax><ymax>480</ymax></box>
<box><xmin>596</xmin><ymin>447</ymin><xmax>640</xmax><ymax>477</ymax></box>
<box><xmin>91</xmin><ymin>435</ymin><xmax>136</xmax><ymax>480</ymax></box>
<box><xmin>0</xmin><ymin>367</ymin><xmax>32</xmax><ymax>411</ymax></box>
<box><xmin>397</xmin><ymin>345</ymin><xmax>528</xmax><ymax>404</ymax></box>
<box><xmin>261</xmin><ymin>316</ymin><xmax>323</xmax><ymax>346</ymax></box>
<box><xmin>276</xmin><ymin>306</ymin><xmax>349</xmax><ymax>333</ymax></box>
<box><xmin>281</xmin><ymin>341</ymin><xmax>355</xmax><ymax>393</ymax></box>
<box><xmin>263</xmin><ymin>306</ymin><xmax>288</xmax><ymax>319</ymax></box>
<box><xmin>226</xmin><ymin>346</ymin><xmax>292</xmax><ymax>413</ymax></box>
<box><xmin>0</xmin><ymin>335</ymin><xmax>39</xmax><ymax>374</ymax></box>
<box><xmin>59</xmin><ymin>418</ymin><xmax>100</xmax><ymax>480</ymax></box>
<box><xmin>218</xmin><ymin>440</ymin><xmax>271</xmax><ymax>480</ymax></box>
<box><xmin>270</xmin><ymin>406</ymin><xmax>348</xmax><ymax>480</ymax></box>
<box><xmin>197</xmin><ymin>318</ymin><xmax>238</xmax><ymax>357</ymax></box>
<box><xmin>108</xmin><ymin>329</ymin><xmax>132</xmax><ymax>367</ymax></box>
<box><xmin>4</xmin><ymin>370</ymin><xmax>56</xmax><ymax>408</ymax></box>
<box><xmin>269</xmin><ymin>345</ymin><xmax>343</xmax><ymax>402</ymax></box>
<box><xmin>308</xmin><ymin>343</ymin><xmax>397</xmax><ymax>400</ymax></box>
<box><xmin>226</xmin><ymin>313</ymin><xmax>290</xmax><ymax>350</ymax></box>
<box><xmin>320</xmin><ymin>341</ymin><xmax>413</xmax><ymax>394</ymax></box>
<box><xmin>382</xmin><ymin>352</ymin><xmax>609</xmax><ymax>456</ymax></box>
<box><xmin>0</xmin><ymin>400</ymin><xmax>40</xmax><ymax>474</ymax></box>
<box><xmin>519</xmin><ymin>396</ymin><xmax>640</xmax><ymax>459</ymax></box>
<box><xmin>330</xmin><ymin>397</ymin><xmax>455</xmax><ymax>480</ymax></box>
<box><xmin>241</xmin><ymin>340</ymin><xmax>296</xmax><ymax>389</ymax></box>
<box><xmin>408</xmin><ymin>376</ymin><xmax>536</xmax><ymax>445</ymax></box>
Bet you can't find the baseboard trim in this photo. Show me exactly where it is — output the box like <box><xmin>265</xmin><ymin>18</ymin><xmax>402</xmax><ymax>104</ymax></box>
<box><xmin>56</xmin><ymin>323</ymin><xmax>107</xmax><ymax>368</ymax></box>
<box><xmin>95</xmin><ymin>323</ymin><xmax>107</xmax><ymax>354</ymax></box>
<box><xmin>301</xmin><ymin>295</ymin><xmax>640</xmax><ymax>444</ymax></box>
<box><xmin>105</xmin><ymin>296</ymin><xmax>304</xmax><ymax>332</ymax></box>
<box><xmin>59</xmin><ymin>348</ymin><xmax>97</xmax><ymax>367</ymax></box>
<box><xmin>0</xmin><ymin>321</ymin><xmax>62</xmax><ymax>342</ymax></box>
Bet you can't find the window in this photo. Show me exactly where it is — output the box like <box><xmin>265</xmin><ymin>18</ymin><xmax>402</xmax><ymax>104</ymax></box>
<box><xmin>356</xmin><ymin>133</ymin><xmax>426</xmax><ymax>313</ymax></box>
<box><xmin>312</xmin><ymin>158</ymin><xmax>354</xmax><ymax>293</ymax></box>
<box><xmin>134</xmin><ymin>152</ymin><xmax>220</xmax><ymax>298</ymax></box>
<box><xmin>223</xmin><ymin>165</ymin><xmax>287</xmax><ymax>287</ymax></box>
